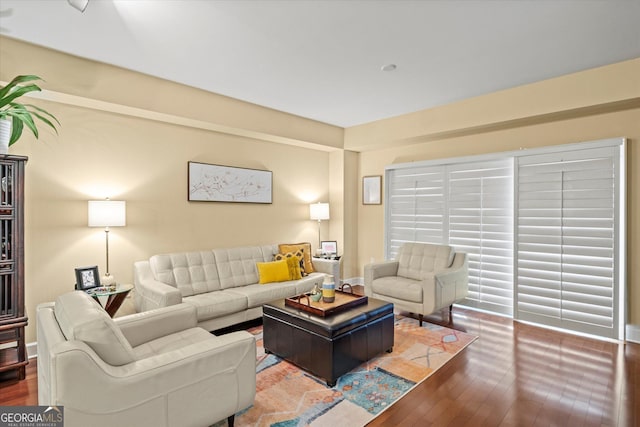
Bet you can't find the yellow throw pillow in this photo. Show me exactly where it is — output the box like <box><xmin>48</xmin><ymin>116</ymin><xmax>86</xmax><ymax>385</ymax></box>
<box><xmin>278</xmin><ymin>243</ymin><xmax>315</xmax><ymax>274</ymax></box>
<box><xmin>285</xmin><ymin>256</ymin><xmax>302</xmax><ymax>280</ymax></box>
<box><xmin>274</xmin><ymin>250</ymin><xmax>306</xmax><ymax>276</ymax></box>
<box><xmin>257</xmin><ymin>259</ymin><xmax>290</xmax><ymax>284</ymax></box>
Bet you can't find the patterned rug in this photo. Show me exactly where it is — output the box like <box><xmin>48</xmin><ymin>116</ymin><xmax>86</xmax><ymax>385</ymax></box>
<box><xmin>225</xmin><ymin>316</ymin><xmax>476</xmax><ymax>427</ymax></box>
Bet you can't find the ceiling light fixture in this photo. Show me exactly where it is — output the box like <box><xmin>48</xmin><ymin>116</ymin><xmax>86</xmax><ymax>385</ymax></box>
<box><xmin>68</xmin><ymin>0</ymin><xmax>89</xmax><ymax>13</ymax></box>
<box><xmin>381</xmin><ymin>64</ymin><xmax>397</xmax><ymax>72</ymax></box>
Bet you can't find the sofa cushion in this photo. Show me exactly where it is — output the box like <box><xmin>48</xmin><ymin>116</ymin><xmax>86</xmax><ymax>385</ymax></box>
<box><xmin>257</xmin><ymin>259</ymin><xmax>290</xmax><ymax>284</ymax></box>
<box><xmin>150</xmin><ymin>251</ymin><xmax>220</xmax><ymax>297</ymax></box>
<box><xmin>396</xmin><ymin>243</ymin><xmax>454</xmax><ymax>280</ymax></box>
<box><xmin>214</xmin><ymin>246</ymin><xmax>264</xmax><ymax>289</ymax></box>
<box><xmin>278</xmin><ymin>242</ymin><xmax>314</xmax><ymax>274</ymax></box>
<box><xmin>54</xmin><ymin>291</ymin><xmax>136</xmax><ymax>366</ymax></box>
<box><xmin>371</xmin><ymin>276</ymin><xmax>423</xmax><ymax>303</ymax></box>
<box><xmin>183</xmin><ymin>290</ymin><xmax>248</xmax><ymax>322</ymax></box>
<box><xmin>227</xmin><ymin>282</ymin><xmax>301</xmax><ymax>308</ymax></box>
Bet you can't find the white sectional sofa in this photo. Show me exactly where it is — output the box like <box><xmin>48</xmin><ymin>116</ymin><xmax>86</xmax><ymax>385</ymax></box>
<box><xmin>134</xmin><ymin>244</ymin><xmax>338</xmax><ymax>331</ymax></box>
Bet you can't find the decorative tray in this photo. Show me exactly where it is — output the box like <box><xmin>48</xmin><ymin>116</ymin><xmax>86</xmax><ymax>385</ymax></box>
<box><xmin>285</xmin><ymin>284</ymin><xmax>368</xmax><ymax>317</ymax></box>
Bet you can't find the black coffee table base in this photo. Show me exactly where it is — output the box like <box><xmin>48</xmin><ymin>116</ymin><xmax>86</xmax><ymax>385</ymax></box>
<box><xmin>263</xmin><ymin>298</ymin><xmax>394</xmax><ymax>386</ymax></box>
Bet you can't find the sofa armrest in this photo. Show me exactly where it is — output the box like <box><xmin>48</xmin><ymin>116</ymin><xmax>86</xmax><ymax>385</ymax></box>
<box><xmin>133</xmin><ymin>260</ymin><xmax>182</xmax><ymax>312</ymax></box>
<box><xmin>114</xmin><ymin>303</ymin><xmax>198</xmax><ymax>347</ymax></box>
<box><xmin>312</xmin><ymin>257</ymin><xmax>341</xmax><ymax>284</ymax></box>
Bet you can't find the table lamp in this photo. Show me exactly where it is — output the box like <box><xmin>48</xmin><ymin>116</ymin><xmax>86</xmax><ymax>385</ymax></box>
<box><xmin>309</xmin><ymin>202</ymin><xmax>330</xmax><ymax>249</ymax></box>
<box><xmin>88</xmin><ymin>198</ymin><xmax>126</xmax><ymax>288</ymax></box>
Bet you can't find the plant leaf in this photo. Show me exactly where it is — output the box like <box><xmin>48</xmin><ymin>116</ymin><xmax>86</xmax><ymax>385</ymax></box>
<box><xmin>27</xmin><ymin>109</ymin><xmax>59</xmax><ymax>135</ymax></box>
<box><xmin>23</xmin><ymin>103</ymin><xmax>60</xmax><ymax>126</ymax></box>
<box><xmin>0</xmin><ymin>75</ymin><xmax>42</xmax><ymax>100</ymax></box>
<box><xmin>0</xmin><ymin>84</ymin><xmax>42</xmax><ymax>109</ymax></box>
<box><xmin>7</xmin><ymin>110</ymin><xmax>38</xmax><ymax>139</ymax></box>
<box><xmin>8</xmin><ymin>118</ymin><xmax>24</xmax><ymax>146</ymax></box>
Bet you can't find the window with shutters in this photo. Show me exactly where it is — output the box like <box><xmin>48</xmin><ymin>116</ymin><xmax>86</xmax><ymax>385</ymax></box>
<box><xmin>448</xmin><ymin>159</ymin><xmax>514</xmax><ymax>316</ymax></box>
<box><xmin>384</xmin><ymin>138</ymin><xmax>625</xmax><ymax>339</ymax></box>
<box><xmin>386</xmin><ymin>165</ymin><xmax>446</xmax><ymax>258</ymax></box>
<box><xmin>516</xmin><ymin>146</ymin><xmax>620</xmax><ymax>338</ymax></box>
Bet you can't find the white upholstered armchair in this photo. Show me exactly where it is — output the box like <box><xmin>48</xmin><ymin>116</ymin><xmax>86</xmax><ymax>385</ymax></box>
<box><xmin>37</xmin><ymin>291</ymin><xmax>256</xmax><ymax>427</ymax></box>
<box><xmin>364</xmin><ymin>242</ymin><xmax>468</xmax><ymax>325</ymax></box>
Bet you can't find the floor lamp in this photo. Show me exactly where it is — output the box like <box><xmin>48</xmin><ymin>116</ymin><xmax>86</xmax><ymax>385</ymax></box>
<box><xmin>309</xmin><ymin>202</ymin><xmax>330</xmax><ymax>249</ymax></box>
<box><xmin>88</xmin><ymin>199</ymin><xmax>126</xmax><ymax>287</ymax></box>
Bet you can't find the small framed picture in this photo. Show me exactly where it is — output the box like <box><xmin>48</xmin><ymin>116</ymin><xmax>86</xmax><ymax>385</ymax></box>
<box><xmin>321</xmin><ymin>240</ymin><xmax>338</xmax><ymax>255</ymax></box>
<box><xmin>75</xmin><ymin>266</ymin><xmax>100</xmax><ymax>291</ymax></box>
<box><xmin>363</xmin><ymin>175</ymin><xmax>382</xmax><ymax>205</ymax></box>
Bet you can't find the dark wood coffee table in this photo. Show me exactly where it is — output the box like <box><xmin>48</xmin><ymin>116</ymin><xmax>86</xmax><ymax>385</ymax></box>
<box><xmin>262</xmin><ymin>296</ymin><xmax>394</xmax><ymax>386</ymax></box>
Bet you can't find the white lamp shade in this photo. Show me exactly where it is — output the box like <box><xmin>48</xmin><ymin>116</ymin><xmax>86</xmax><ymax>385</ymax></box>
<box><xmin>88</xmin><ymin>200</ymin><xmax>126</xmax><ymax>227</ymax></box>
<box><xmin>309</xmin><ymin>202</ymin><xmax>330</xmax><ymax>221</ymax></box>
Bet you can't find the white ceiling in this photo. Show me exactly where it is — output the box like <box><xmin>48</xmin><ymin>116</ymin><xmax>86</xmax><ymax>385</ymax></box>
<box><xmin>1</xmin><ymin>0</ymin><xmax>639</xmax><ymax>128</ymax></box>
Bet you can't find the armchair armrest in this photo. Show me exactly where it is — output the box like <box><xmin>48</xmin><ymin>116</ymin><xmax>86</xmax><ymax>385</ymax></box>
<box><xmin>434</xmin><ymin>252</ymin><xmax>468</xmax><ymax>287</ymax></box>
<box><xmin>114</xmin><ymin>303</ymin><xmax>197</xmax><ymax>347</ymax></box>
<box><xmin>433</xmin><ymin>252</ymin><xmax>469</xmax><ymax>306</ymax></box>
<box><xmin>364</xmin><ymin>261</ymin><xmax>399</xmax><ymax>296</ymax></box>
<box><xmin>365</xmin><ymin>261</ymin><xmax>399</xmax><ymax>281</ymax></box>
<box><xmin>133</xmin><ymin>260</ymin><xmax>182</xmax><ymax>312</ymax></box>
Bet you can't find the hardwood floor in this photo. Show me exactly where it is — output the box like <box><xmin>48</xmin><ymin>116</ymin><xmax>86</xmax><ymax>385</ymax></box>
<box><xmin>369</xmin><ymin>308</ymin><xmax>639</xmax><ymax>427</ymax></box>
<box><xmin>1</xmin><ymin>308</ymin><xmax>638</xmax><ymax>426</ymax></box>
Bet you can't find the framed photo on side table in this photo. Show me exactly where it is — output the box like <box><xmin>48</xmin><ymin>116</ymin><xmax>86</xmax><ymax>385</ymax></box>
<box><xmin>321</xmin><ymin>240</ymin><xmax>338</xmax><ymax>255</ymax></box>
<box><xmin>75</xmin><ymin>265</ymin><xmax>100</xmax><ymax>291</ymax></box>
<box><xmin>363</xmin><ymin>175</ymin><xmax>382</xmax><ymax>205</ymax></box>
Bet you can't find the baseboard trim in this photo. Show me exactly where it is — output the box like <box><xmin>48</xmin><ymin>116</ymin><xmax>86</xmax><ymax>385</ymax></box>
<box><xmin>626</xmin><ymin>324</ymin><xmax>640</xmax><ymax>344</ymax></box>
<box><xmin>27</xmin><ymin>341</ymin><xmax>38</xmax><ymax>359</ymax></box>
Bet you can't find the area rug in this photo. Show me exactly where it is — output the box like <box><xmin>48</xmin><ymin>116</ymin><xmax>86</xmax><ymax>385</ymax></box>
<box><xmin>228</xmin><ymin>316</ymin><xmax>477</xmax><ymax>427</ymax></box>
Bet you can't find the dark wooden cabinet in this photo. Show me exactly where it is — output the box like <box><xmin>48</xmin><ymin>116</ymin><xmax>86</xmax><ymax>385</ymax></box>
<box><xmin>0</xmin><ymin>155</ymin><xmax>27</xmax><ymax>380</ymax></box>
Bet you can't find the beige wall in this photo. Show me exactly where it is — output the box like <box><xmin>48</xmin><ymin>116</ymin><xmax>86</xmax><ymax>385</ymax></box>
<box><xmin>349</xmin><ymin>59</ymin><xmax>640</xmax><ymax>328</ymax></box>
<box><xmin>1</xmin><ymin>37</ymin><xmax>343</xmax><ymax>342</ymax></box>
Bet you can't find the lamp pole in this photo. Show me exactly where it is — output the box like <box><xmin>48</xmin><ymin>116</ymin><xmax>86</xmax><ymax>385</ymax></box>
<box><xmin>104</xmin><ymin>226</ymin><xmax>110</xmax><ymax>277</ymax></box>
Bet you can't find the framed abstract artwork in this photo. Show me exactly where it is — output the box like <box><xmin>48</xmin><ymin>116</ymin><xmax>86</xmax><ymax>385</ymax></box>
<box><xmin>363</xmin><ymin>175</ymin><xmax>382</xmax><ymax>205</ymax></box>
<box><xmin>188</xmin><ymin>162</ymin><xmax>273</xmax><ymax>203</ymax></box>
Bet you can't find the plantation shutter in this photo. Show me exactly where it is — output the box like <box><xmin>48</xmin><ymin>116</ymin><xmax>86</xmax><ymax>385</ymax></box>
<box><xmin>516</xmin><ymin>146</ymin><xmax>619</xmax><ymax>338</ymax></box>
<box><xmin>386</xmin><ymin>166</ymin><xmax>446</xmax><ymax>259</ymax></box>
<box><xmin>448</xmin><ymin>159</ymin><xmax>514</xmax><ymax>315</ymax></box>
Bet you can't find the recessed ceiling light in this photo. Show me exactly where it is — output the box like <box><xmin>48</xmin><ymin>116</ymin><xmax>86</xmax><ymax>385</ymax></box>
<box><xmin>381</xmin><ymin>64</ymin><xmax>397</xmax><ymax>72</ymax></box>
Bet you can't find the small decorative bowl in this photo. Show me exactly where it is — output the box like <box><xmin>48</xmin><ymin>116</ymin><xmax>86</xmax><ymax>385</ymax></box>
<box><xmin>310</xmin><ymin>292</ymin><xmax>322</xmax><ymax>302</ymax></box>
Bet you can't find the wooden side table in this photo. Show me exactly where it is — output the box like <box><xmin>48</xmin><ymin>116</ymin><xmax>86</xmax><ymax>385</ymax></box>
<box><xmin>86</xmin><ymin>284</ymin><xmax>133</xmax><ymax>317</ymax></box>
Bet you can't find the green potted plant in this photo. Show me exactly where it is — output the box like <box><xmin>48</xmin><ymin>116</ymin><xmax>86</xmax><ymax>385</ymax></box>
<box><xmin>0</xmin><ymin>75</ymin><xmax>60</xmax><ymax>154</ymax></box>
